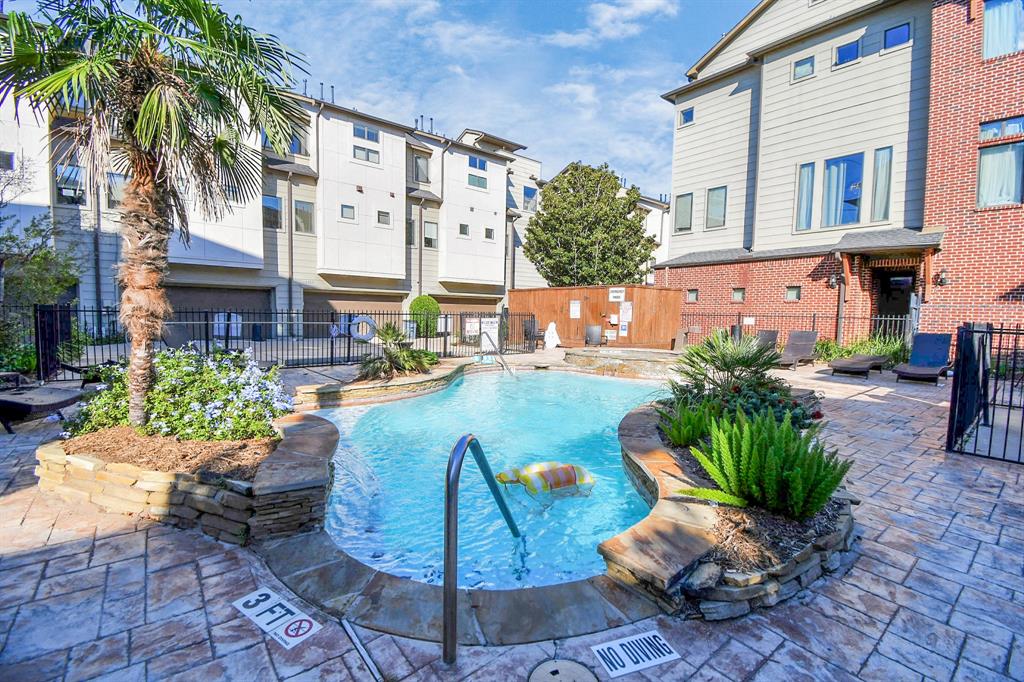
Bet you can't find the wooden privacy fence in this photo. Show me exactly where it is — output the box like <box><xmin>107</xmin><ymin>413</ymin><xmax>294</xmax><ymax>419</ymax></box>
<box><xmin>508</xmin><ymin>285</ymin><xmax>683</xmax><ymax>349</ymax></box>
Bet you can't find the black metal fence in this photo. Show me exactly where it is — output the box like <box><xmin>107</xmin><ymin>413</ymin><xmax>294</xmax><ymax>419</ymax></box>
<box><xmin>678</xmin><ymin>311</ymin><xmax>914</xmax><ymax>345</ymax></box>
<box><xmin>0</xmin><ymin>305</ymin><xmax>536</xmax><ymax>382</ymax></box>
<box><xmin>946</xmin><ymin>323</ymin><xmax>1023</xmax><ymax>463</ymax></box>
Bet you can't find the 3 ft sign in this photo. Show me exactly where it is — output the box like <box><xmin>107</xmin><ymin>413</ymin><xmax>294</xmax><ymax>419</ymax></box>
<box><xmin>590</xmin><ymin>631</ymin><xmax>680</xmax><ymax>678</ymax></box>
<box><xmin>232</xmin><ymin>588</ymin><xmax>323</xmax><ymax>650</ymax></box>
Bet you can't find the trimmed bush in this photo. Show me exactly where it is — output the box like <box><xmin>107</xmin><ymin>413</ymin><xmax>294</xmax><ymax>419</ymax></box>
<box><xmin>658</xmin><ymin>398</ymin><xmax>718</xmax><ymax>448</ymax></box>
<box><xmin>409</xmin><ymin>294</ymin><xmax>441</xmax><ymax>337</ymax></box>
<box><xmin>678</xmin><ymin>410</ymin><xmax>852</xmax><ymax>520</ymax></box>
<box><xmin>358</xmin><ymin>322</ymin><xmax>439</xmax><ymax>381</ymax></box>
<box><xmin>68</xmin><ymin>347</ymin><xmax>292</xmax><ymax>440</ymax></box>
<box><xmin>814</xmin><ymin>334</ymin><xmax>910</xmax><ymax>367</ymax></box>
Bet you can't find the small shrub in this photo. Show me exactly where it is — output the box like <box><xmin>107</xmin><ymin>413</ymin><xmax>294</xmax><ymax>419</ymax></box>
<box><xmin>358</xmin><ymin>322</ymin><xmax>439</xmax><ymax>381</ymax></box>
<box><xmin>678</xmin><ymin>410</ymin><xmax>852</xmax><ymax>520</ymax></box>
<box><xmin>409</xmin><ymin>295</ymin><xmax>441</xmax><ymax>337</ymax></box>
<box><xmin>672</xmin><ymin>330</ymin><xmax>782</xmax><ymax>397</ymax></box>
<box><xmin>658</xmin><ymin>398</ymin><xmax>718</xmax><ymax>447</ymax></box>
<box><xmin>814</xmin><ymin>334</ymin><xmax>909</xmax><ymax>368</ymax></box>
<box><xmin>68</xmin><ymin>346</ymin><xmax>292</xmax><ymax>440</ymax></box>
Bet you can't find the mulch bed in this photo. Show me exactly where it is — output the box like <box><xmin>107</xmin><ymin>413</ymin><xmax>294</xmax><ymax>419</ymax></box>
<box><xmin>63</xmin><ymin>427</ymin><xmax>278</xmax><ymax>481</ymax></box>
<box><xmin>659</xmin><ymin>428</ymin><xmax>841</xmax><ymax>573</ymax></box>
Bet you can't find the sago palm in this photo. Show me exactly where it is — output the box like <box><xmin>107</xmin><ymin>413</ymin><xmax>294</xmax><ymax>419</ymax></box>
<box><xmin>0</xmin><ymin>0</ymin><xmax>306</xmax><ymax>425</ymax></box>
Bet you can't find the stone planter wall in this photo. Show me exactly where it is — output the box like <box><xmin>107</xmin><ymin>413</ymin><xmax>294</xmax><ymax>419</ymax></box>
<box><xmin>293</xmin><ymin>363</ymin><xmax>470</xmax><ymax>410</ymax></box>
<box><xmin>563</xmin><ymin>348</ymin><xmax>679</xmax><ymax>379</ymax></box>
<box><xmin>34</xmin><ymin>413</ymin><xmax>338</xmax><ymax>546</ymax></box>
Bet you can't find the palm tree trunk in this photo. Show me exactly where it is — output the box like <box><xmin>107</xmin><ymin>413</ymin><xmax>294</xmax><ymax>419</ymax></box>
<box><xmin>117</xmin><ymin>172</ymin><xmax>173</xmax><ymax>426</ymax></box>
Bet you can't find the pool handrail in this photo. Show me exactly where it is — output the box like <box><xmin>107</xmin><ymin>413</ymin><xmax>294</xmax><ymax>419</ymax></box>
<box><xmin>443</xmin><ymin>433</ymin><xmax>521</xmax><ymax>664</ymax></box>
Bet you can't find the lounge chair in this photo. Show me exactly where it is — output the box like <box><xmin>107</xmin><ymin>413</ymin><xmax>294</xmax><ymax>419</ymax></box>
<box><xmin>523</xmin><ymin>319</ymin><xmax>545</xmax><ymax>349</ymax></box>
<box><xmin>776</xmin><ymin>331</ymin><xmax>818</xmax><ymax>370</ymax></box>
<box><xmin>893</xmin><ymin>333</ymin><xmax>952</xmax><ymax>384</ymax></box>
<box><xmin>829</xmin><ymin>354</ymin><xmax>888</xmax><ymax>378</ymax></box>
<box><xmin>0</xmin><ymin>386</ymin><xmax>81</xmax><ymax>434</ymax></box>
<box><xmin>584</xmin><ymin>324</ymin><xmax>607</xmax><ymax>346</ymax></box>
<box><xmin>756</xmin><ymin>330</ymin><xmax>780</xmax><ymax>350</ymax></box>
<box><xmin>162</xmin><ymin>323</ymin><xmax>195</xmax><ymax>349</ymax></box>
<box><xmin>671</xmin><ymin>326</ymin><xmax>701</xmax><ymax>351</ymax></box>
<box><xmin>59</xmin><ymin>359</ymin><xmax>119</xmax><ymax>389</ymax></box>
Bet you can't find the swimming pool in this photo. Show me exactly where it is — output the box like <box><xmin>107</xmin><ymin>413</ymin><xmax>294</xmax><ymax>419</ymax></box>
<box><xmin>321</xmin><ymin>370</ymin><xmax>665</xmax><ymax>589</ymax></box>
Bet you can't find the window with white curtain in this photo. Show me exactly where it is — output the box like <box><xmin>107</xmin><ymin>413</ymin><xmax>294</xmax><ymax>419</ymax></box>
<box><xmin>871</xmin><ymin>147</ymin><xmax>893</xmax><ymax>222</ymax></box>
<box><xmin>424</xmin><ymin>221</ymin><xmax>438</xmax><ymax>248</ymax></box>
<box><xmin>107</xmin><ymin>172</ymin><xmax>128</xmax><ymax>209</ymax></box>
<box><xmin>984</xmin><ymin>0</ymin><xmax>1024</xmax><ymax>59</ymax></box>
<box><xmin>793</xmin><ymin>56</ymin><xmax>815</xmax><ymax>81</ymax></box>
<box><xmin>706</xmin><ymin>186</ymin><xmax>727</xmax><ymax>229</ymax></box>
<box><xmin>822</xmin><ymin>153</ymin><xmax>864</xmax><ymax>226</ymax></box>
<box><xmin>977</xmin><ymin>142</ymin><xmax>1024</xmax><ymax>207</ymax></box>
<box><xmin>414</xmin><ymin>154</ymin><xmax>429</xmax><ymax>182</ymax></box>
<box><xmin>795</xmin><ymin>163</ymin><xmax>814</xmax><ymax>231</ymax></box>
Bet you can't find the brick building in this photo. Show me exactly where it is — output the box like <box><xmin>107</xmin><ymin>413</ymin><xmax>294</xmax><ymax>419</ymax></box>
<box><xmin>654</xmin><ymin>0</ymin><xmax>1023</xmax><ymax>341</ymax></box>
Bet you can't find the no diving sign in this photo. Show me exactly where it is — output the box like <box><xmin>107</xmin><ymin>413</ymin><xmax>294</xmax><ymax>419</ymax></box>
<box><xmin>233</xmin><ymin>587</ymin><xmax>323</xmax><ymax>650</ymax></box>
<box><xmin>590</xmin><ymin>630</ymin><xmax>680</xmax><ymax>678</ymax></box>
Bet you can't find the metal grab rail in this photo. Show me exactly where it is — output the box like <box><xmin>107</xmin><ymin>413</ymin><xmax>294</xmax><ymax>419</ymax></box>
<box><xmin>443</xmin><ymin>434</ymin><xmax>521</xmax><ymax>664</ymax></box>
<box><xmin>480</xmin><ymin>331</ymin><xmax>515</xmax><ymax>376</ymax></box>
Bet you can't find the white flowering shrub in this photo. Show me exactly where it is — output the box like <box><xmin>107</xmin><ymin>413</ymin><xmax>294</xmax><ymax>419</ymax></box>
<box><xmin>68</xmin><ymin>346</ymin><xmax>293</xmax><ymax>440</ymax></box>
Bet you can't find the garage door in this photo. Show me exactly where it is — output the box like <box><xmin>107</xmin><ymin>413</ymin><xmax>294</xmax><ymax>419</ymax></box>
<box><xmin>302</xmin><ymin>292</ymin><xmax>405</xmax><ymax>338</ymax></box>
<box><xmin>164</xmin><ymin>286</ymin><xmax>273</xmax><ymax>342</ymax></box>
<box><xmin>434</xmin><ymin>296</ymin><xmax>500</xmax><ymax>314</ymax></box>
<box><xmin>166</xmin><ymin>286</ymin><xmax>272</xmax><ymax>312</ymax></box>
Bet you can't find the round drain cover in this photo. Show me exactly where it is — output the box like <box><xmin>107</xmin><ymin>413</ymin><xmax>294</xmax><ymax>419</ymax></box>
<box><xmin>528</xmin><ymin>659</ymin><xmax>598</xmax><ymax>682</ymax></box>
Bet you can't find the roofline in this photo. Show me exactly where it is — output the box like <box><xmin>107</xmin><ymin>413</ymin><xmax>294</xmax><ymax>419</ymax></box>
<box><xmin>287</xmin><ymin>92</ymin><xmax>415</xmax><ymax>134</ymax></box>
<box><xmin>686</xmin><ymin>0</ymin><xmax>775</xmax><ymax>80</ymax></box>
<box><xmin>638</xmin><ymin>195</ymin><xmax>669</xmax><ymax>209</ymax></box>
<box><xmin>661</xmin><ymin>59</ymin><xmax>755</xmax><ymax>102</ymax></box>
<box><xmin>459</xmin><ymin>128</ymin><xmax>527</xmax><ymax>153</ymax></box>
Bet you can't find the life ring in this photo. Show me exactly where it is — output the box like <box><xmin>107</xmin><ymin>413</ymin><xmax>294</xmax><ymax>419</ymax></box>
<box><xmin>496</xmin><ymin>461</ymin><xmax>596</xmax><ymax>498</ymax></box>
<box><xmin>349</xmin><ymin>315</ymin><xmax>377</xmax><ymax>341</ymax></box>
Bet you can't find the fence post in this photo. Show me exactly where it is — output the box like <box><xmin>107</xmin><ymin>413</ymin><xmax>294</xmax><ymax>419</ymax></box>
<box><xmin>204</xmin><ymin>310</ymin><xmax>211</xmax><ymax>354</ymax></box>
<box><xmin>811</xmin><ymin>312</ymin><xmax>817</xmax><ymax>332</ymax></box>
<box><xmin>443</xmin><ymin>316</ymin><xmax>449</xmax><ymax>358</ymax></box>
<box><xmin>32</xmin><ymin>303</ymin><xmax>43</xmax><ymax>382</ymax></box>
<box><xmin>944</xmin><ymin>325</ymin><xmax>967</xmax><ymax>451</ymax></box>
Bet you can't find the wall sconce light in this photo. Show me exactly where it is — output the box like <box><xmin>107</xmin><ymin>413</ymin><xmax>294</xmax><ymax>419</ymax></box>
<box><xmin>827</xmin><ymin>273</ymin><xmax>839</xmax><ymax>289</ymax></box>
<box><xmin>936</xmin><ymin>269</ymin><xmax>951</xmax><ymax>286</ymax></box>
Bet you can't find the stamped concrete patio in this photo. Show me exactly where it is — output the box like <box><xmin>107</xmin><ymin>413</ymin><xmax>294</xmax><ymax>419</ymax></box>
<box><xmin>1</xmin><ymin>363</ymin><xmax>1023</xmax><ymax>681</ymax></box>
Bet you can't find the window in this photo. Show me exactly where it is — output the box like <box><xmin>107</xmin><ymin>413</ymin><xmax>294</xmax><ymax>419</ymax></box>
<box><xmin>686</xmin><ymin>289</ymin><xmax>699</xmax><ymax>303</ymax></box>
<box><xmin>523</xmin><ymin>186</ymin><xmax>538</xmax><ymax>212</ymax></box>
<box><xmin>262</xmin><ymin>195</ymin><xmax>282</xmax><ymax>230</ymax></box>
<box><xmin>674</xmin><ymin>193</ymin><xmax>693</xmax><ymax>232</ymax></box>
<box><xmin>983</xmin><ymin>0</ymin><xmax>1024</xmax><ymax>59</ymax></box>
<box><xmin>980</xmin><ymin>115</ymin><xmax>1024</xmax><ymax>140</ymax></box>
<box><xmin>793</xmin><ymin>56</ymin><xmax>815</xmax><ymax>80</ymax></box>
<box><xmin>414</xmin><ymin>154</ymin><xmax>429</xmax><ymax>182</ymax></box>
<box><xmin>354</xmin><ymin>123</ymin><xmax>380</xmax><ymax>143</ymax></box>
<box><xmin>883</xmin><ymin>22</ymin><xmax>912</xmax><ymax>50</ymax></box>
<box><xmin>871</xmin><ymin>147</ymin><xmax>893</xmax><ymax>221</ymax></box>
<box><xmin>484</xmin><ymin>227</ymin><xmax>495</xmax><ymax>240</ymax></box>
<box><xmin>795</xmin><ymin>163</ymin><xmax>815</xmax><ymax>231</ymax></box>
<box><xmin>978</xmin><ymin>141</ymin><xmax>1024</xmax><ymax>207</ymax></box>
<box><xmin>834</xmin><ymin>39</ymin><xmax>860</xmax><ymax>66</ymax></box>
<box><xmin>706</xmin><ymin>186</ymin><xmax>727</xmax><ymax>229</ymax></box>
<box><xmin>822</xmin><ymin>152</ymin><xmax>864</xmax><ymax>226</ymax></box>
<box><xmin>288</xmin><ymin>133</ymin><xmax>308</xmax><ymax>155</ymax></box>
<box><xmin>340</xmin><ymin>204</ymin><xmax>356</xmax><ymax>220</ymax></box>
<box><xmin>424</xmin><ymin>221</ymin><xmax>438</xmax><ymax>248</ymax></box>
<box><xmin>785</xmin><ymin>286</ymin><xmax>802</xmax><ymax>301</ymax></box>
<box><xmin>107</xmin><ymin>172</ymin><xmax>128</xmax><ymax>209</ymax></box>
<box><xmin>293</xmin><ymin>200</ymin><xmax>315</xmax><ymax>234</ymax></box>
<box><xmin>469</xmin><ymin>155</ymin><xmax>487</xmax><ymax>171</ymax></box>
<box><xmin>353</xmin><ymin>146</ymin><xmax>380</xmax><ymax>163</ymax></box>
<box><xmin>0</xmin><ymin>151</ymin><xmax>13</xmax><ymax>171</ymax></box>
<box><xmin>732</xmin><ymin>288</ymin><xmax>746</xmax><ymax>303</ymax></box>
<box><xmin>377</xmin><ymin>210</ymin><xmax>391</xmax><ymax>225</ymax></box>
<box><xmin>678</xmin><ymin>107</ymin><xmax>694</xmax><ymax>127</ymax></box>
<box><xmin>406</xmin><ymin>219</ymin><xmax>415</xmax><ymax>245</ymax></box>
<box><xmin>55</xmin><ymin>162</ymin><xmax>86</xmax><ymax>205</ymax></box>
<box><xmin>468</xmin><ymin>173</ymin><xmax>488</xmax><ymax>189</ymax></box>
<box><xmin>458</xmin><ymin>223</ymin><xmax>470</xmax><ymax>237</ymax></box>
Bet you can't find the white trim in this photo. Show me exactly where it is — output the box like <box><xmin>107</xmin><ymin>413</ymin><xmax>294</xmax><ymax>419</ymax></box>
<box><xmin>457</xmin><ymin>222</ymin><xmax>471</xmax><ymax>240</ymax></box>
<box><xmin>790</xmin><ymin>54</ymin><xmax>816</xmax><ymax>83</ymax></box>
<box><xmin>880</xmin><ymin>18</ymin><xmax>915</xmax><ymax>56</ymax></box>
<box><xmin>677</xmin><ymin>107</ymin><xmax>695</xmax><ymax>129</ymax></box>
<box><xmin>831</xmin><ymin>37</ymin><xmax>862</xmax><ymax>71</ymax></box>
<box><xmin>338</xmin><ymin>202</ymin><xmax>358</xmax><ymax>223</ymax></box>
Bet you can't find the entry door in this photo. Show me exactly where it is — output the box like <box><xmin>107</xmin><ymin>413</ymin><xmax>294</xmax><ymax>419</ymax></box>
<box><xmin>877</xmin><ymin>272</ymin><xmax>915</xmax><ymax>316</ymax></box>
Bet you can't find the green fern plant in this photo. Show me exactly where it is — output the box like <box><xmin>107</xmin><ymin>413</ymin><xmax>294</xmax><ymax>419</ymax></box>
<box><xmin>658</xmin><ymin>398</ymin><xmax>718</xmax><ymax>447</ymax></box>
<box><xmin>678</xmin><ymin>410</ymin><xmax>852</xmax><ymax>520</ymax></box>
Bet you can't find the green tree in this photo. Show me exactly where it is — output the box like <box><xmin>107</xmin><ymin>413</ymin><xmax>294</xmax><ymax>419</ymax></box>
<box><xmin>523</xmin><ymin>162</ymin><xmax>657</xmax><ymax>286</ymax></box>
<box><xmin>0</xmin><ymin>0</ymin><xmax>306</xmax><ymax>426</ymax></box>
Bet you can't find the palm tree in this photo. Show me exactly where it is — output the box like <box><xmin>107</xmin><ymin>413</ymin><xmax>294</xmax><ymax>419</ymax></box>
<box><xmin>0</xmin><ymin>0</ymin><xmax>306</xmax><ymax>426</ymax></box>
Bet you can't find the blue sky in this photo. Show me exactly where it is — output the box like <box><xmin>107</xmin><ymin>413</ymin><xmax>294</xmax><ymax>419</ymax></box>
<box><xmin>216</xmin><ymin>0</ymin><xmax>753</xmax><ymax>197</ymax></box>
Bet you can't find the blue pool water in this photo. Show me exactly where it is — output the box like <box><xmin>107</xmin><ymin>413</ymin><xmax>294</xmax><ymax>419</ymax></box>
<box><xmin>321</xmin><ymin>371</ymin><xmax>665</xmax><ymax>589</ymax></box>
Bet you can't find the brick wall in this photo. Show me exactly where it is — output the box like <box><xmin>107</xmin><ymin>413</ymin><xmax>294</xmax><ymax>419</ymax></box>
<box><xmin>920</xmin><ymin>0</ymin><xmax>1024</xmax><ymax>333</ymax></box>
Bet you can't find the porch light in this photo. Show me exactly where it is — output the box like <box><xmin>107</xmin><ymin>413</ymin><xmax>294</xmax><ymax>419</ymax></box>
<box><xmin>936</xmin><ymin>269</ymin><xmax>951</xmax><ymax>286</ymax></box>
<box><xmin>827</xmin><ymin>273</ymin><xmax>839</xmax><ymax>289</ymax></box>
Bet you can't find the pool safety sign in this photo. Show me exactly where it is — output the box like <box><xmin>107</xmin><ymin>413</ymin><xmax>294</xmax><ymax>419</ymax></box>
<box><xmin>233</xmin><ymin>588</ymin><xmax>323</xmax><ymax>650</ymax></box>
<box><xmin>591</xmin><ymin>630</ymin><xmax>680</xmax><ymax>678</ymax></box>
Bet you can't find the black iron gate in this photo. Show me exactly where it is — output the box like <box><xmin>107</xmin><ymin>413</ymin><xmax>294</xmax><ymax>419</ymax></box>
<box><xmin>946</xmin><ymin>323</ymin><xmax>1023</xmax><ymax>463</ymax></box>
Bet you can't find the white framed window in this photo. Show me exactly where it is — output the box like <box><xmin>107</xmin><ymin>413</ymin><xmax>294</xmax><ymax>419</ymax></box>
<box><xmin>288</xmin><ymin>133</ymin><xmax>308</xmax><ymax>155</ymax></box>
<box><xmin>55</xmin><ymin>162</ymin><xmax>86</xmax><ymax>205</ymax></box>
<box><xmin>414</xmin><ymin>154</ymin><xmax>429</xmax><ymax>182</ymax></box>
<box><xmin>354</xmin><ymin>123</ymin><xmax>380</xmax><ymax>143</ymax></box>
<box><xmin>732</xmin><ymin>288</ymin><xmax>746</xmax><ymax>303</ymax></box>
<box><xmin>882</xmin><ymin>22</ymin><xmax>913</xmax><ymax>52</ymax></box>
<box><xmin>468</xmin><ymin>173</ymin><xmax>488</xmax><ymax>189</ymax></box>
<box><xmin>980</xmin><ymin>115</ymin><xmax>1024</xmax><ymax>140</ymax></box>
<box><xmin>353</xmin><ymin>145</ymin><xmax>380</xmax><ymax>163</ymax></box>
<box><xmin>686</xmin><ymin>289</ymin><xmax>699</xmax><ymax>303</ymax></box>
<box><xmin>0</xmin><ymin>151</ymin><xmax>14</xmax><ymax>171</ymax></box>
<box><xmin>833</xmin><ymin>39</ymin><xmax>861</xmax><ymax>68</ymax></box>
<box><xmin>978</xmin><ymin>141</ymin><xmax>1024</xmax><ymax>207</ymax></box>
<box><xmin>424</xmin><ymin>221</ymin><xmax>438</xmax><ymax>248</ymax></box>
<box><xmin>785</xmin><ymin>286</ymin><xmax>802</xmax><ymax>301</ymax></box>
<box><xmin>484</xmin><ymin>227</ymin><xmax>495</xmax><ymax>241</ymax></box>
<box><xmin>406</xmin><ymin>219</ymin><xmax>415</xmax><ymax>245</ymax></box>
<box><xmin>706</xmin><ymin>186</ymin><xmax>727</xmax><ymax>229</ymax></box>
<box><xmin>262</xmin><ymin>195</ymin><xmax>282</xmax><ymax>230</ymax></box>
<box><xmin>795</xmin><ymin>162</ymin><xmax>815</xmax><ymax>231</ymax></box>
<box><xmin>822</xmin><ymin>152</ymin><xmax>864</xmax><ymax>226</ymax></box>
<box><xmin>107</xmin><ymin>172</ymin><xmax>128</xmax><ymax>209</ymax></box>
<box><xmin>674</xmin><ymin>193</ymin><xmax>693</xmax><ymax>233</ymax></box>
<box><xmin>293</xmin><ymin>200</ymin><xmax>315</xmax><ymax>234</ymax></box>
<box><xmin>678</xmin><ymin>107</ymin><xmax>694</xmax><ymax>127</ymax></box>
<box><xmin>983</xmin><ymin>0</ymin><xmax>1024</xmax><ymax>59</ymax></box>
<box><xmin>458</xmin><ymin>223</ymin><xmax>470</xmax><ymax>237</ymax></box>
<box><xmin>377</xmin><ymin>210</ymin><xmax>391</xmax><ymax>226</ymax></box>
<box><xmin>469</xmin><ymin>155</ymin><xmax>487</xmax><ymax>171</ymax></box>
<box><xmin>523</xmin><ymin>186</ymin><xmax>538</xmax><ymax>212</ymax></box>
<box><xmin>792</xmin><ymin>55</ymin><xmax>815</xmax><ymax>81</ymax></box>
<box><xmin>340</xmin><ymin>203</ymin><xmax>356</xmax><ymax>220</ymax></box>
<box><xmin>871</xmin><ymin>147</ymin><xmax>893</xmax><ymax>222</ymax></box>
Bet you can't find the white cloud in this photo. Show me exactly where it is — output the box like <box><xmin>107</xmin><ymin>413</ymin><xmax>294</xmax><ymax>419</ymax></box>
<box><xmin>544</xmin><ymin>0</ymin><xmax>679</xmax><ymax>48</ymax></box>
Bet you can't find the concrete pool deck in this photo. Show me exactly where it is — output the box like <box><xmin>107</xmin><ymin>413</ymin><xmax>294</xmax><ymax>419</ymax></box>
<box><xmin>2</xmin><ymin>360</ymin><xmax>1024</xmax><ymax>680</ymax></box>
